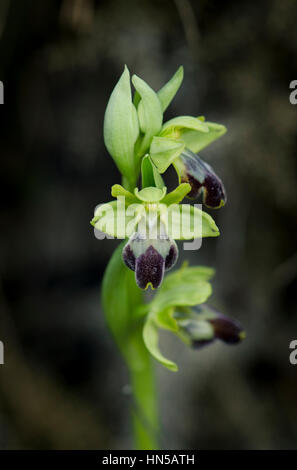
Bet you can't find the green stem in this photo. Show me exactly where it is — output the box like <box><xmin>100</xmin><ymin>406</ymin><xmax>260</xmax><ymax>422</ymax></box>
<box><xmin>127</xmin><ymin>328</ymin><xmax>159</xmax><ymax>449</ymax></box>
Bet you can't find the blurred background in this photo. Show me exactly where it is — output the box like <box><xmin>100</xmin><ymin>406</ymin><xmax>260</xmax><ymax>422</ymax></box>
<box><xmin>0</xmin><ymin>0</ymin><xmax>297</xmax><ymax>450</ymax></box>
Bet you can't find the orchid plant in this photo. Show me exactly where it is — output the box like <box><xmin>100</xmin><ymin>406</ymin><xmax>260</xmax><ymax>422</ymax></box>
<box><xmin>91</xmin><ymin>66</ymin><xmax>244</xmax><ymax>450</ymax></box>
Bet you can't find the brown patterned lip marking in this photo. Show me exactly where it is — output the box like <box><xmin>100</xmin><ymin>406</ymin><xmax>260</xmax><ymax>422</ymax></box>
<box><xmin>122</xmin><ymin>235</ymin><xmax>178</xmax><ymax>289</ymax></box>
<box><xmin>178</xmin><ymin>149</ymin><xmax>226</xmax><ymax>208</ymax></box>
<box><xmin>203</xmin><ymin>173</ymin><xmax>226</xmax><ymax>208</ymax></box>
<box><xmin>135</xmin><ymin>245</ymin><xmax>165</xmax><ymax>289</ymax></box>
<box><xmin>177</xmin><ymin>305</ymin><xmax>244</xmax><ymax>349</ymax></box>
<box><xmin>209</xmin><ymin>314</ymin><xmax>244</xmax><ymax>344</ymax></box>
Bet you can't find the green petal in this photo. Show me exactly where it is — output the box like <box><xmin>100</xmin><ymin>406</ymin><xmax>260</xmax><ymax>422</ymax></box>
<box><xmin>92</xmin><ymin>200</ymin><xmax>144</xmax><ymax>238</ymax></box>
<box><xmin>157</xmin><ymin>66</ymin><xmax>184</xmax><ymax>112</ymax></box>
<box><xmin>103</xmin><ymin>66</ymin><xmax>139</xmax><ymax>184</ymax></box>
<box><xmin>135</xmin><ymin>186</ymin><xmax>167</xmax><ymax>202</ymax></box>
<box><xmin>160</xmin><ymin>116</ymin><xmax>209</xmax><ymax>138</ymax></box>
<box><xmin>150</xmin><ymin>136</ymin><xmax>185</xmax><ymax>173</ymax></box>
<box><xmin>132</xmin><ymin>75</ymin><xmax>163</xmax><ymax>157</ymax></box>
<box><xmin>181</xmin><ymin>122</ymin><xmax>227</xmax><ymax>153</ymax></box>
<box><xmin>164</xmin><ymin>204</ymin><xmax>220</xmax><ymax>239</ymax></box>
<box><xmin>141</xmin><ymin>155</ymin><xmax>165</xmax><ymax>189</ymax></box>
<box><xmin>143</xmin><ymin>317</ymin><xmax>178</xmax><ymax>372</ymax></box>
<box><xmin>111</xmin><ymin>184</ymin><xmax>138</xmax><ymax>204</ymax></box>
<box><xmin>162</xmin><ymin>183</ymin><xmax>191</xmax><ymax>205</ymax></box>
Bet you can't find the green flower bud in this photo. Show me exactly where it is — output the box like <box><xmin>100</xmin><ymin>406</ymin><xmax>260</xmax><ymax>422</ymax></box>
<box><xmin>103</xmin><ymin>66</ymin><xmax>139</xmax><ymax>186</ymax></box>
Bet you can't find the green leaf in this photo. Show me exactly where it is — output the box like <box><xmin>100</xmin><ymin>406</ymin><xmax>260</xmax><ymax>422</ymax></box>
<box><xmin>93</xmin><ymin>200</ymin><xmax>144</xmax><ymax>238</ymax></box>
<box><xmin>157</xmin><ymin>66</ymin><xmax>184</xmax><ymax>112</ymax></box>
<box><xmin>132</xmin><ymin>75</ymin><xmax>163</xmax><ymax>157</ymax></box>
<box><xmin>143</xmin><ymin>317</ymin><xmax>178</xmax><ymax>372</ymax></box>
<box><xmin>150</xmin><ymin>136</ymin><xmax>185</xmax><ymax>173</ymax></box>
<box><xmin>162</xmin><ymin>183</ymin><xmax>191</xmax><ymax>205</ymax></box>
<box><xmin>141</xmin><ymin>155</ymin><xmax>165</xmax><ymax>189</ymax></box>
<box><xmin>135</xmin><ymin>186</ymin><xmax>167</xmax><ymax>203</ymax></box>
<box><xmin>181</xmin><ymin>122</ymin><xmax>227</xmax><ymax>153</ymax></box>
<box><xmin>164</xmin><ymin>204</ymin><xmax>220</xmax><ymax>239</ymax></box>
<box><xmin>103</xmin><ymin>66</ymin><xmax>139</xmax><ymax>185</ymax></box>
<box><xmin>160</xmin><ymin>116</ymin><xmax>209</xmax><ymax>137</ymax></box>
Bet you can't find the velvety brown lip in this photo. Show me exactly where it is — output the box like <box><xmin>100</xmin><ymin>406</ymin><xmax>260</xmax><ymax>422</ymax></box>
<box><xmin>178</xmin><ymin>149</ymin><xmax>227</xmax><ymax>208</ymax></box>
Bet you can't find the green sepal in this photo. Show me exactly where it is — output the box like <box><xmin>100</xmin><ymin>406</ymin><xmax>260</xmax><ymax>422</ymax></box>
<box><xmin>161</xmin><ymin>264</ymin><xmax>215</xmax><ymax>291</ymax></box>
<box><xmin>151</xmin><ymin>281</ymin><xmax>212</xmax><ymax>313</ymax></box>
<box><xmin>164</xmin><ymin>204</ymin><xmax>220</xmax><ymax>239</ymax></box>
<box><xmin>157</xmin><ymin>66</ymin><xmax>184</xmax><ymax>112</ymax></box>
<box><xmin>103</xmin><ymin>66</ymin><xmax>139</xmax><ymax>185</ymax></box>
<box><xmin>143</xmin><ymin>316</ymin><xmax>178</xmax><ymax>372</ymax></box>
<box><xmin>92</xmin><ymin>200</ymin><xmax>144</xmax><ymax>238</ymax></box>
<box><xmin>155</xmin><ymin>307</ymin><xmax>179</xmax><ymax>332</ymax></box>
<box><xmin>181</xmin><ymin>121</ymin><xmax>227</xmax><ymax>153</ymax></box>
<box><xmin>160</xmin><ymin>116</ymin><xmax>209</xmax><ymax>138</ymax></box>
<box><xmin>150</xmin><ymin>136</ymin><xmax>185</xmax><ymax>173</ymax></box>
<box><xmin>132</xmin><ymin>75</ymin><xmax>163</xmax><ymax>157</ymax></box>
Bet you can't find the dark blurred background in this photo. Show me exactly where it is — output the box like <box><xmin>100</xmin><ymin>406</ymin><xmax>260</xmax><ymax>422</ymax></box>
<box><xmin>0</xmin><ymin>0</ymin><xmax>297</xmax><ymax>450</ymax></box>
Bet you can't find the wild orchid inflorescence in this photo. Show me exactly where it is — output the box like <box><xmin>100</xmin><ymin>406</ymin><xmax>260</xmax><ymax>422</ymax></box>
<box><xmin>91</xmin><ymin>66</ymin><xmax>244</xmax><ymax>378</ymax></box>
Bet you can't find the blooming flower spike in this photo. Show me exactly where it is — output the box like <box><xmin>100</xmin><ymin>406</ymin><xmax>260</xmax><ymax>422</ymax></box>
<box><xmin>96</xmin><ymin>66</ymin><xmax>243</xmax><ymax>449</ymax></box>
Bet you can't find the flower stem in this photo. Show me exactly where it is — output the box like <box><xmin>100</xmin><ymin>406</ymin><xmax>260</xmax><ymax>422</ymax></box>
<box><xmin>128</xmin><ymin>328</ymin><xmax>159</xmax><ymax>449</ymax></box>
